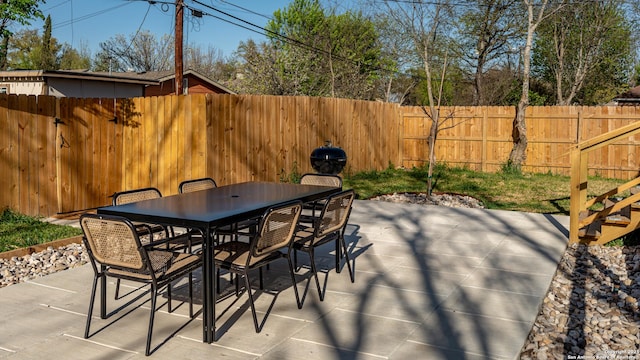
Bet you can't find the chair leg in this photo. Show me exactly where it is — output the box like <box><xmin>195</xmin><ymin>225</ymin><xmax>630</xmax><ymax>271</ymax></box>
<box><xmin>259</xmin><ymin>268</ymin><xmax>264</xmax><ymax>290</ymax></box>
<box><xmin>189</xmin><ymin>273</ymin><xmax>194</xmax><ymax>317</ymax></box>
<box><xmin>287</xmin><ymin>255</ymin><xmax>302</xmax><ymax>309</ymax></box>
<box><xmin>340</xmin><ymin>235</ymin><xmax>355</xmax><ymax>283</ymax></box>
<box><xmin>244</xmin><ymin>272</ymin><xmax>261</xmax><ymax>333</ymax></box>
<box><xmin>145</xmin><ymin>286</ymin><xmax>158</xmax><ymax>356</ymax></box>
<box><xmin>167</xmin><ymin>282</ymin><xmax>173</xmax><ymax>313</ymax></box>
<box><xmin>335</xmin><ymin>237</ymin><xmax>341</xmax><ymax>272</ymax></box>
<box><xmin>308</xmin><ymin>248</ymin><xmax>324</xmax><ymax>301</ymax></box>
<box><xmin>84</xmin><ymin>275</ymin><xmax>99</xmax><ymax>338</ymax></box>
<box><xmin>114</xmin><ymin>279</ymin><xmax>121</xmax><ymax>299</ymax></box>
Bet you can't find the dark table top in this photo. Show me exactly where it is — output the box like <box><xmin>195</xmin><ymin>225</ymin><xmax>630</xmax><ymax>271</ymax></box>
<box><xmin>97</xmin><ymin>181</ymin><xmax>340</xmax><ymax>229</ymax></box>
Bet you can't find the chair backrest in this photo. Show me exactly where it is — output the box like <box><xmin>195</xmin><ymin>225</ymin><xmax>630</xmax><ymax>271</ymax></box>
<box><xmin>80</xmin><ymin>214</ymin><xmax>145</xmax><ymax>270</ymax></box>
<box><xmin>300</xmin><ymin>173</ymin><xmax>342</xmax><ymax>188</ymax></box>
<box><xmin>251</xmin><ymin>201</ymin><xmax>302</xmax><ymax>258</ymax></box>
<box><xmin>316</xmin><ymin>189</ymin><xmax>355</xmax><ymax>239</ymax></box>
<box><xmin>113</xmin><ymin>187</ymin><xmax>162</xmax><ymax>206</ymax></box>
<box><xmin>179</xmin><ymin>177</ymin><xmax>217</xmax><ymax>193</ymax></box>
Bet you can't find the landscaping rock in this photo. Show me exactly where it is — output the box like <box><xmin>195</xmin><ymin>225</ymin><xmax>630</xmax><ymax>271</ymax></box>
<box><xmin>0</xmin><ymin>243</ymin><xmax>88</xmax><ymax>288</ymax></box>
<box><xmin>521</xmin><ymin>243</ymin><xmax>640</xmax><ymax>359</ymax></box>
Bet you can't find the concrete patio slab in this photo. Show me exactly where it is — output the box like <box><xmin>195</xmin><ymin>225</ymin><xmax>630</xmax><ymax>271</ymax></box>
<box><xmin>0</xmin><ymin>200</ymin><xmax>569</xmax><ymax>359</ymax></box>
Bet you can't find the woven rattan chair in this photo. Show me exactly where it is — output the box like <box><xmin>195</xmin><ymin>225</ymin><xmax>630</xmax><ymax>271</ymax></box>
<box><xmin>214</xmin><ymin>201</ymin><xmax>302</xmax><ymax>332</ymax></box>
<box><xmin>112</xmin><ymin>187</ymin><xmax>192</xmax><ymax>297</ymax></box>
<box><xmin>293</xmin><ymin>189</ymin><xmax>355</xmax><ymax>301</ymax></box>
<box><xmin>299</xmin><ymin>173</ymin><xmax>343</xmax><ymax>224</ymax></box>
<box><xmin>80</xmin><ymin>214</ymin><xmax>202</xmax><ymax>356</ymax></box>
<box><xmin>299</xmin><ymin>173</ymin><xmax>343</xmax><ymax>188</ymax></box>
<box><xmin>178</xmin><ymin>177</ymin><xmax>217</xmax><ymax>193</ymax></box>
<box><xmin>112</xmin><ymin>187</ymin><xmax>169</xmax><ymax>241</ymax></box>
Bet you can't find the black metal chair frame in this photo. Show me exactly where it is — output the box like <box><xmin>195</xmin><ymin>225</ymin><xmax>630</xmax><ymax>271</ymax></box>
<box><xmin>293</xmin><ymin>189</ymin><xmax>355</xmax><ymax>301</ymax></box>
<box><xmin>214</xmin><ymin>201</ymin><xmax>303</xmax><ymax>333</ymax></box>
<box><xmin>80</xmin><ymin>213</ymin><xmax>202</xmax><ymax>356</ymax></box>
<box><xmin>299</xmin><ymin>173</ymin><xmax>343</xmax><ymax>223</ymax></box>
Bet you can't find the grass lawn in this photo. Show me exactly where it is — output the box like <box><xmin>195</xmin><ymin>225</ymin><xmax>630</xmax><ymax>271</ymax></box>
<box><xmin>1</xmin><ymin>164</ymin><xmax>632</xmax><ymax>252</ymax></box>
<box><xmin>343</xmin><ymin>164</ymin><xmax>625</xmax><ymax>215</ymax></box>
<box><xmin>0</xmin><ymin>209</ymin><xmax>83</xmax><ymax>253</ymax></box>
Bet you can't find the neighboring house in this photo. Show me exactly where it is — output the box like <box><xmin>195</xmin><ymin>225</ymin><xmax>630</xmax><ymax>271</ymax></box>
<box><xmin>0</xmin><ymin>69</ymin><xmax>234</xmax><ymax>98</ymax></box>
<box><xmin>133</xmin><ymin>69</ymin><xmax>235</xmax><ymax>96</ymax></box>
<box><xmin>0</xmin><ymin>70</ymin><xmax>157</xmax><ymax>98</ymax></box>
<box><xmin>611</xmin><ymin>85</ymin><xmax>640</xmax><ymax>106</ymax></box>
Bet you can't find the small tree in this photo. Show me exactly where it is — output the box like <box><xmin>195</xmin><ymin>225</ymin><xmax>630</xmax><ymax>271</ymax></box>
<box><xmin>380</xmin><ymin>0</ymin><xmax>459</xmax><ymax>195</ymax></box>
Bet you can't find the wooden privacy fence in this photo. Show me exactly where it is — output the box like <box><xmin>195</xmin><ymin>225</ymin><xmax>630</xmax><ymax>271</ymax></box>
<box><xmin>2</xmin><ymin>92</ymin><xmax>640</xmax><ymax>218</ymax></box>
<box><xmin>403</xmin><ymin>105</ymin><xmax>640</xmax><ymax>178</ymax></box>
<box><xmin>0</xmin><ymin>94</ymin><xmax>401</xmax><ymax>217</ymax></box>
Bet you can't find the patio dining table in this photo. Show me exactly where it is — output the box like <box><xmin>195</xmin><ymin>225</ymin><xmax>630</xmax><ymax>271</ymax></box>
<box><xmin>96</xmin><ymin>181</ymin><xmax>340</xmax><ymax>343</ymax></box>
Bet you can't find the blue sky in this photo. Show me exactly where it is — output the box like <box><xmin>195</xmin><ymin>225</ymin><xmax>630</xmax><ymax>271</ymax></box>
<box><xmin>23</xmin><ymin>0</ymin><xmax>294</xmax><ymax>58</ymax></box>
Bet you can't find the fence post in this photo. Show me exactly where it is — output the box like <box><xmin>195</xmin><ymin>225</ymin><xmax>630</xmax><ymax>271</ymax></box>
<box><xmin>481</xmin><ymin>108</ymin><xmax>487</xmax><ymax>172</ymax></box>
<box><xmin>55</xmin><ymin>97</ymin><xmax>62</xmax><ymax>214</ymax></box>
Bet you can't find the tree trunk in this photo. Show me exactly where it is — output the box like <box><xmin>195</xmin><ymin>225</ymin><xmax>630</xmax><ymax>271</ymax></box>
<box><xmin>427</xmin><ymin>108</ymin><xmax>439</xmax><ymax>195</ymax></box>
<box><xmin>509</xmin><ymin>100</ymin><xmax>528</xmax><ymax>168</ymax></box>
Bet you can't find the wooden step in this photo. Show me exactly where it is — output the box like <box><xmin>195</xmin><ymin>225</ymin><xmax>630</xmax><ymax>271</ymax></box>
<box><xmin>603</xmin><ymin>198</ymin><xmax>631</xmax><ymax>225</ymax></box>
<box><xmin>578</xmin><ymin>223</ymin><xmax>601</xmax><ymax>238</ymax></box>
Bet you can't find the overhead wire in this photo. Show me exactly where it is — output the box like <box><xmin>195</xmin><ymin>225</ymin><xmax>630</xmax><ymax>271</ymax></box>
<box><xmin>188</xmin><ymin>0</ymin><xmax>381</xmax><ymax>72</ymax></box>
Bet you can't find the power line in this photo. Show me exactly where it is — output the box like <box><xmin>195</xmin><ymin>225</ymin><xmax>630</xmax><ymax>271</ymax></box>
<box><xmin>52</xmin><ymin>3</ymin><xmax>135</xmax><ymax>29</ymax></box>
<box><xmin>189</xmin><ymin>0</ymin><xmax>369</xmax><ymax>69</ymax></box>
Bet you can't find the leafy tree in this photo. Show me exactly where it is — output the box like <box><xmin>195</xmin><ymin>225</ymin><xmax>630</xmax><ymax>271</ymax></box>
<box><xmin>532</xmin><ymin>0</ymin><xmax>633</xmax><ymax>105</ymax></box>
<box><xmin>7</xmin><ymin>27</ymin><xmax>90</xmax><ymax>70</ymax></box>
<box><xmin>6</xmin><ymin>28</ymin><xmax>41</xmax><ymax>68</ymax></box>
<box><xmin>378</xmin><ymin>0</ymin><xmax>457</xmax><ymax>195</ymax></box>
<box><xmin>0</xmin><ymin>0</ymin><xmax>44</xmax><ymax>69</ymax></box>
<box><xmin>235</xmin><ymin>39</ymin><xmax>281</xmax><ymax>94</ymax></box>
<box><xmin>237</xmin><ymin>0</ymin><xmax>387</xmax><ymax>99</ymax></box>
<box><xmin>59</xmin><ymin>41</ymin><xmax>91</xmax><ymax>70</ymax></box>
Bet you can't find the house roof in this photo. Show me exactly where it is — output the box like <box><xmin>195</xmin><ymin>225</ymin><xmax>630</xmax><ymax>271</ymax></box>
<box><xmin>614</xmin><ymin>85</ymin><xmax>640</xmax><ymax>102</ymax></box>
<box><xmin>124</xmin><ymin>69</ymin><xmax>236</xmax><ymax>94</ymax></box>
<box><xmin>0</xmin><ymin>70</ymin><xmax>158</xmax><ymax>85</ymax></box>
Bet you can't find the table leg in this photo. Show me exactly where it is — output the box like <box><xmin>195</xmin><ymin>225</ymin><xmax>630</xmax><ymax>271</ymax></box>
<box><xmin>202</xmin><ymin>228</ymin><xmax>216</xmax><ymax>343</ymax></box>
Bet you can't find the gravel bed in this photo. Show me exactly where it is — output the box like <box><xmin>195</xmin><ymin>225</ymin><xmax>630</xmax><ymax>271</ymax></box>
<box><xmin>521</xmin><ymin>244</ymin><xmax>640</xmax><ymax>359</ymax></box>
<box><xmin>0</xmin><ymin>243</ymin><xmax>89</xmax><ymax>288</ymax></box>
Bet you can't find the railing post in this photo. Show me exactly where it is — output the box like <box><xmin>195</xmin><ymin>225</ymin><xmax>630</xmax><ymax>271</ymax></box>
<box><xmin>569</xmin><ymin>145</ymin><xmax>587</xmax><ymax>243</ymax></box>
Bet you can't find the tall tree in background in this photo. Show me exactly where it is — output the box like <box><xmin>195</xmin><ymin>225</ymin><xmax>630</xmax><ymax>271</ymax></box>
<box><xmin>0</xmin><ymin>0</ymin><xmax>43</xmax><ymax>69</ymax></box>
<box><xmin>39</xmin><ymin>15</ymin><xmax>55</xmax><ymax>70</ymax></box>
<box><xmin>7</xmin><ymin>28</ymin><xmax>90</xmax><ymax>70</ymax></box>
<box><xmin>94</xmin><ymin>30</ymin><xmax>173</xmax><ymax>72</ymax></box>
<box><xmin>532</xmin><ymin>0</ymin><xmax>632</xmax><ymax>105</ymax></box>
<box><xmin>266</xmin><ymin>0</ymin><xmax>330</xmax><ymax>96</ymax></box>
<box><xmin>508</xmin><ymin>0</ymin><xmax>564</xmax><ymax>170</ymax></box>
<box><xmin>58</xmin><ymin>41</ymin><xmax>91</xmax><ymax>70</ymax></box>
<box><xmin>6</xmin><ymin>28</ymin><xmax>40</xmax><ymax>68</ymax></box>
<box><xmin>235</xmin><ymin>39</ymin><xmax>281</xmax><ymax>94</ymax></box>
<box><xmin>456</xmin><ymin>0</ymin><xmax>524</xmax><ymax>105</ymax></box>
<box><xmin>237</xmin><ymin>0</ymin><xmax>386</xmax><ymax>99</ymax></box>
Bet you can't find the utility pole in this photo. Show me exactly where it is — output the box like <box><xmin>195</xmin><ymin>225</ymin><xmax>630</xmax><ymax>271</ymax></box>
<box><xmin>175</xmin><ymin>0</ymin><xmax>184</xmax><ymax>95</ymax></box>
